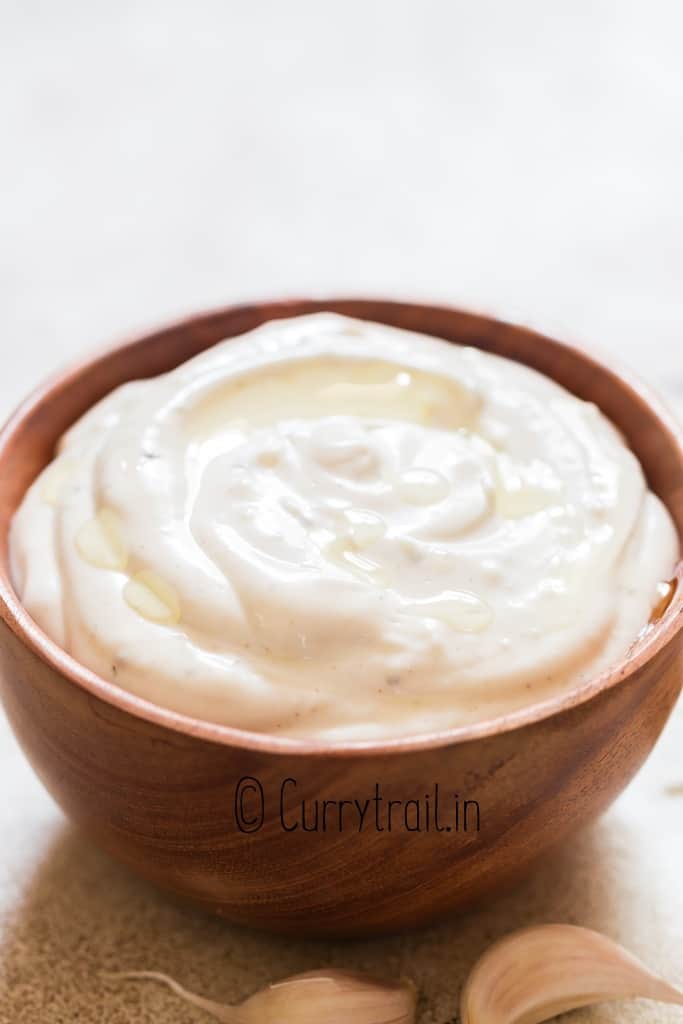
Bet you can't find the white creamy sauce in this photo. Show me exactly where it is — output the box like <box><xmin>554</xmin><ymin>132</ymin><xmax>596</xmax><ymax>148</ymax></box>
<box><xmin>9</xmin><ymin>314</ymin><xmax>679</xmax><ymax>740</ymax></box>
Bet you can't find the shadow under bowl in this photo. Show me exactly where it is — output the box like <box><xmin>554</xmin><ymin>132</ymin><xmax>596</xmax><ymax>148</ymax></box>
<box><xmin>1</xmin><ymin>298</ymin><xmax>682</xmax><ymax>936</ymax></box>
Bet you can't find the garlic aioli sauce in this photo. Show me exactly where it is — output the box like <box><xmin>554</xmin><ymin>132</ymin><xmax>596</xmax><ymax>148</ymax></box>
<box><xmin>9</xmin><ymin>314</ymin><xmax>679</xmax><ymax>740</ymax></box>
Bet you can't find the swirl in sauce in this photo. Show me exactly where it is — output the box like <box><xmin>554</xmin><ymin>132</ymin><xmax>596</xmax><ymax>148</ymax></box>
<box><xmin>9</xmin><ymin>314</ymin><xmax>679</xmax><ymax>740</ymax></box>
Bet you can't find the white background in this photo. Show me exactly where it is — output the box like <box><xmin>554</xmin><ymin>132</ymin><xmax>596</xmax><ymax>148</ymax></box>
<box><xmin>2</xmin><ymin>0</ymin><xmax>683</xmax><ymax>413</ymax></box>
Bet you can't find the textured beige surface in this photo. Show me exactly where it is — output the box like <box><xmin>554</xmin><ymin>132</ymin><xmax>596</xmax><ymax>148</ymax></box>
<box><xmin>1</xmin><ymin>1</ymin><xmax>683</xmax><ymax>1020</ymax></box>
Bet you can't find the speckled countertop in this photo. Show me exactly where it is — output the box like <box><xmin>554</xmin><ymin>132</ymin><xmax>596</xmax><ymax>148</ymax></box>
<box><xmin>1</xmin><ymin>2</ymin><xmax>682</xmax><ymax>1021</ymax></box>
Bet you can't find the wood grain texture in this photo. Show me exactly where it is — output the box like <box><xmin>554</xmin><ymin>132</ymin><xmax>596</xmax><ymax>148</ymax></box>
<box><xmin>0</xmin><ymin>299</ymin><xmax>682</xmax><ymax>937</ymax></box>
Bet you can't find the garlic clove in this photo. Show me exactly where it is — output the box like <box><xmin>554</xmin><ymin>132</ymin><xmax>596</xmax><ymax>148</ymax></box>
<box><xmin>240</xmin><ymin>969</ymin><xmax>416</xmax><ymax>1024</ymax></box>
<box><xmin>460</xmin><ymin>924</ymin><xmax>683</xmax><ymax>1024</ymax></box>
<box><xmin>105</xmin><ymin>967</ymin><xmax>417</xmax><ymax>1024</ymax></box>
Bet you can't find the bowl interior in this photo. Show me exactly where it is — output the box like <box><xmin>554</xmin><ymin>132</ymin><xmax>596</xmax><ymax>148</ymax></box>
<box><xmin>1</xmin><ymin>298</ymin><xmax>682</xmax><ymax>751</ymax></box>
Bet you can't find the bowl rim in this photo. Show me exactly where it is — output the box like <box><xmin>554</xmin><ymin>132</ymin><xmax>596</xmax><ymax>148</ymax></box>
<box><xmin>1</xmin><ymin>296</ymin><xmax>682</xmax><ymax>758</ymax></box>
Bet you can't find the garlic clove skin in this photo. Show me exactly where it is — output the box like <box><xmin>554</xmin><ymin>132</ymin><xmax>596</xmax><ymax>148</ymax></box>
<box><xmin>104</xmin><ymin>971</ymin><xmax>238</xmax><ymax>1022</ymax></box>
<box><xmin>460</xmin><ymin>924</ymin><xmax>683</xmax><ymax>1024</ymax></box>
<box><xmin>105</xmin><ymin>967</ymin><xmax>417</xmax><ymax>1024</ymax></box>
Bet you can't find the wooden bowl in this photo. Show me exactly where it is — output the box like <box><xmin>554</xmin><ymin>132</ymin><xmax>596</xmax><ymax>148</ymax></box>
<box><xmin>1</xmin><ymin>299</ymin><xmax>682</xmax><ymax>937</ymax></box>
